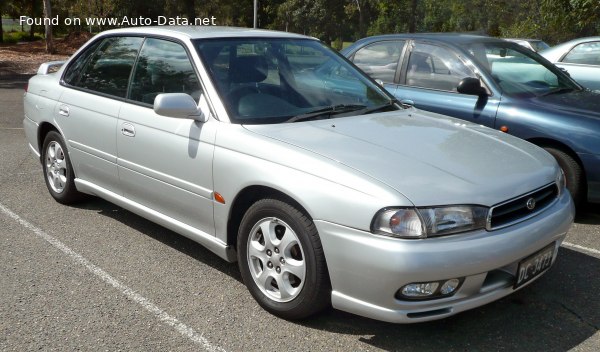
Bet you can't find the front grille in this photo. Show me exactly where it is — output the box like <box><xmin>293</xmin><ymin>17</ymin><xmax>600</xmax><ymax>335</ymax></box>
<box><xmin>487</xmin><ymin>183</ymin><xmax>558</xmax><ymax>230</ymax></box>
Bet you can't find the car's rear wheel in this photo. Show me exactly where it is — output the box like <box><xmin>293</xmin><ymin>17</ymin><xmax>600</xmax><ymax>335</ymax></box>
<box><xmin>42</xmin><ymin>131</ymin><xmax>83</xmax><ymax>204</ymax></box>
<box><xmin>237</xmin><ymin>198</ymin><xmax>330</xmax><ymax>320</ymax></box>
<box><xmin>544</xmin><ymin>147</ymin><xmax>584</xmax><ymax>205</ymax></box>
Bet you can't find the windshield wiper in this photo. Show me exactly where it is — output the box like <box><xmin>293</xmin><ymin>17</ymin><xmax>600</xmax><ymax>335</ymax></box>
<box><xmin>285</xmin><ymin>104</ymin><xmax>366</xmax><ymax>123</ymax></box>
<box><xmin>540</xmin><ymin>87</ymin><xmax>576</xmax><ymax>96</ymax></box>
<box><xmin>355</xmin><ymin>99</ymin><xmax>399</xmax><ymax>114</ymax></box>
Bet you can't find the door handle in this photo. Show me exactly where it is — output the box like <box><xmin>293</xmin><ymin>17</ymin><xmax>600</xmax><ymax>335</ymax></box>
<box><xmin>58</xmin><ymin>104</ymin><xmax>70</xmax><ymax>117</ymax></box>
<box><xmin>121</xmin><ymin>123</ymin><xmax>136</xmax><ymax>137</ymax></box>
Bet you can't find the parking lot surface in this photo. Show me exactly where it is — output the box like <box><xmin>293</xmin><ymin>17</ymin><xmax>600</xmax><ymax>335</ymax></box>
<box><xmin>1</xmin><ymin>81</ymin><xmax>599</xmax><ymax>351</ymax></box>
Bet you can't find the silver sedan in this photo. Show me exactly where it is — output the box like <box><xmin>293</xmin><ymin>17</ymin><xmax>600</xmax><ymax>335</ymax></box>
<box><xmin>541</xmin><ymin>36</ymin><xmax>600</xmax><ymax>91</ymax></box>
<box><xmin>23</xmin><ymin>26</ymin><xmax>574</xmax><ymax>323</ymax></box>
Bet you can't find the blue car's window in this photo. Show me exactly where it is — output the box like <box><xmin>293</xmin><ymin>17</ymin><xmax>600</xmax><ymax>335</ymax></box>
<box><xmin>463</xmin><ymin>42</ymin><xmax>580</xmax><ymax>97</ymax></box>
<box><xmin>195</xmin><ymin>38</ymin><xmax>394</xmax><ymax>124</ymax></box>
<box><xmin>405</xmin><ymin>43</ymin><xmax>474</xmax><ymax>92</ymax></box>
<box><xmin>129</xmin><ymin>38</ymin><xmax>202</xmax><ymax>105</ymax></box>
<box><xmin>353</xmin><ymin>40</ymin><xmax>404</xmax><ymax>83</ymax></box>
<box><xmin>562</xmin><ymin>42</ymin><xmax>600</xmax><ymax>66</ymax></box>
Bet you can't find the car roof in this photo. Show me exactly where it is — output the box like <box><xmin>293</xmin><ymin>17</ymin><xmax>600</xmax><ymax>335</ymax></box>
<box><xmin>540</xmin><ymin>36</ymin><xmax>600</xmax><ymax>60</ymax></box>
<box><xmin>504</xmin><ymin>38</ymin><xmax>544</xmax><ymax>42</ymax></box>
<box><xmin>353</xmin><ymin>33</ymin><xmax>507</xmax><ymax>46</ymax></box>
<box><xmin>98</xmin><ymin>26</ymin><xmax>313</xmax><ymax>40</ymax></box>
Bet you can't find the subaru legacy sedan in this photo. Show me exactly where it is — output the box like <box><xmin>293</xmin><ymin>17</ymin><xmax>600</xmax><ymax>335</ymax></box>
<box><xmin>24</xmin><ymin>27</ymin><xmax>574</xmax><ymax>323</ymax></box>
<box><xmin>343</xmin><ymin>34</ymin><xmax>600</xmax><ymax>205</ymax></box>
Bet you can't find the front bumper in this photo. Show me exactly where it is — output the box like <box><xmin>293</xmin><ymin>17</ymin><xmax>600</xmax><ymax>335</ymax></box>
<box><xmin>579</xmin><ymin>152</ymin><xmax>600</xmax><ymax>203</ymax></box>
<box><xmin>316</xmin><ymin>191</ymin><xmax>574</xmax><ymax>323</ymax></box>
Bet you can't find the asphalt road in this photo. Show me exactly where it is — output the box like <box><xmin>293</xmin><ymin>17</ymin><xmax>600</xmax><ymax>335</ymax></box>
<box><xmin>1</xmin><ymin>80</ymin><xmax>599</xmax><ymax>351</ymax></box>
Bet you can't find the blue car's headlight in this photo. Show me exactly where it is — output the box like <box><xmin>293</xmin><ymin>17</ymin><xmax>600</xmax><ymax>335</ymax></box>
<box><xmin>372</xmin><ymin>205</ymin><xmax>489</xmax><ymax>239</ymax></box>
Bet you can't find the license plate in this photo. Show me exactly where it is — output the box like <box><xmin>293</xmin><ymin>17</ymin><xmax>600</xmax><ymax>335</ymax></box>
<box><xmin>514</xmin><ymin>243</ymin><xmax>556</xmax><ymax>289</ymax></box>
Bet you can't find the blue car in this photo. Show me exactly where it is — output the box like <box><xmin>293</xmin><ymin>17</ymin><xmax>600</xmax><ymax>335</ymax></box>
<box><xmin>342</xmin><ymin>34</ymin><xmax>600</xmax><ymax>205</ymax></box>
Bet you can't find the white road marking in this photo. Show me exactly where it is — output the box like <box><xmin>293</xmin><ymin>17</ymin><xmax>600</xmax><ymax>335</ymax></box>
<box><xmin>0</xmin><ymin>202</ymin><xmax>226</xmax><ymax>352</ymax></box>
<box><xmin>562</xmin><ymin>241</ymin><xmax>600</xmax><ymax>256</ymax></box>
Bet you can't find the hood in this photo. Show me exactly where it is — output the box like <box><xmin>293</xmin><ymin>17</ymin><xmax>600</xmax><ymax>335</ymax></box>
<box><xmin>530</xmin><ymin>90</ymin><xmax>600</xmax><ymax>119</ymax></box>
<box><xmin>244</xmin><ymin>109</ymin><xmax>558</xmax><ymax>206</ymax></box>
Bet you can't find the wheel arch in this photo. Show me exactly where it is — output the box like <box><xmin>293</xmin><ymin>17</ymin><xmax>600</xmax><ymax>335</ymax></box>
<box><xmin>527</xmin><ymin>137</ymin><xmax>585</xmax><ymax>171</ymax></box>
<box><xmin>528</xmin><ymin>137</ymin><xmax>588</xmax><ymax>201</ymax></box>
<box><xmin>37</xmin><ymin>122</ymin><xmax>60</xmax><ymax>161</ymax></box>
<box><xmin>226</xmin><ymin>185</ymin><xmax>313</xmax><ymax>250</ymax></box>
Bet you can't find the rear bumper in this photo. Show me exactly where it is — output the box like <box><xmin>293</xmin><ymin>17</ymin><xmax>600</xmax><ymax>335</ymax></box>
<box><xmin>23</xmin><ymin>115</ymin><xmax>40</xmax><ymax>159</ymax></box>
<box><xmin>316</xmin><ymin>191</ymin><xmax>574</xmax><ymax>323</ymax></box>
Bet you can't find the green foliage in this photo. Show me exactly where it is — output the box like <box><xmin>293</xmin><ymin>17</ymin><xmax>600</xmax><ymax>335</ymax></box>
<box><xmin>2</xmin><ymin>0</ymin><xmax>597</xmax><ymax>46</ymax></box>
<box><xmin>2</xmin><ymin>31</ymin><xmax>43</xmax><ymax>43</ymax></box>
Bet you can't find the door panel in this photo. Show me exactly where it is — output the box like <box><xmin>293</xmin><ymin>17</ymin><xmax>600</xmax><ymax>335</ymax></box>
<box><xmin>117</xmin><ymin>102</ymin><xmax>216</xmax><ymax>235</ymax></box>
<box><xmin>116</xmin><ymin>37</ymin><xmax>216</xmax><ymax>234</ymax></box>
<box><xmin>58</xmin><ymin>89</ymin><xmax>121</xmax><ymax>194</ymax></box>
<box><xmin>394</xmin><ymin>86</ymin><xmax>500</xmax><ymax>128</ymax></box>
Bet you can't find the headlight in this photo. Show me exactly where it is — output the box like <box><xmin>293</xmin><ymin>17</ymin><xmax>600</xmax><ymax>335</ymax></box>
<box><xmin>372</xmin><ymin>205</ymin><xmax>489</xmax><ymax>239</ymax></box>
<box><xmin>556</xmin><ymin>168</ymin><xmax>566</xmax><ymax>196</ymax></box>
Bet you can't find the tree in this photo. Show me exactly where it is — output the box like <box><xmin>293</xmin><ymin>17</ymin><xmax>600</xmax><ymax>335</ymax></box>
<box><xmin>0</xmin><ymin>3</ymin><xmax>4</xmax><ymax>44</ymax></box>
<box><xmin>42</xmin><ymin>0</ymin><xmax>55</xmax><ymax>53</ymax></box>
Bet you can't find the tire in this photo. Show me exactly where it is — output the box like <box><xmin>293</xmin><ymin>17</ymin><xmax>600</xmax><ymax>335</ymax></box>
<box><xmin>41</xmin><ymin>131</ymin><xmax>84</xmax><ymax>204</ymax></box>
<box><xmin>544</xmin><ymin>147</ymin><xmax>584</xmax><ymax>205</ymax></box>
<box><xmin>237</xmin><ymin>198</ymin><xmax>331</xmax><ymax>320</ymax></box>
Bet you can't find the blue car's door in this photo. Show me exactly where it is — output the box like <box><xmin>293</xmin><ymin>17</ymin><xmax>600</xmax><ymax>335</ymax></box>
<box><xmin>393</xmin><ymin>41</ymin><xmax>500</xmax><ymax>128</ymax></box>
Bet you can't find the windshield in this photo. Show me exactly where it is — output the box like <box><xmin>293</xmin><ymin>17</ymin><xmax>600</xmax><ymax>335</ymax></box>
<box><xmin>194</xmin><ymin>38</ymin><xmax>395</xmax><ymax>124</ymax></box>
<box><xmin>462</xmin><ymin>42</ymin><xmax>580</xmax><ymax>97</ymax></box>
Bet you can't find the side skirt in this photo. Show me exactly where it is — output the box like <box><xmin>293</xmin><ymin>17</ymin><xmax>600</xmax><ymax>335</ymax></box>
<box><xmin>74</xmin><ymin>178</ymin><xmax>237</xmax><ymax>262</ymax></box>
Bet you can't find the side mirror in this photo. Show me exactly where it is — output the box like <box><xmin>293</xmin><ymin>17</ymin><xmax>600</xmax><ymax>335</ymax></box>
<box><xmin>154</xmin><ymin>93</ymin><xmax>206</xmax><ymax>121</ymax></box>
<box><xmin>457</xmin><ymin>77</ymin><xmax>487</xmax><ymax>96</ymax></box>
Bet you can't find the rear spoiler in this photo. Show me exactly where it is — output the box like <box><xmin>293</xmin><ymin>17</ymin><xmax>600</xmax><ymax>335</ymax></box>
<box><xmin>37</xmin><ymin>61</ymin><xmax>66</xmax><ymax>75</ymax></box>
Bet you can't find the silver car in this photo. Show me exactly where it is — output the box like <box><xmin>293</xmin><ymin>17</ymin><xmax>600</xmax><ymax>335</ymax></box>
<box><xmin>540</xmin><ymin>37</ymin><xmax>600</xmax><ymax>91</ymax></box>
<box><xmin>504</xmin><ymin>38</ymin><xmax>550</xmax><ymax>52</ymax></box>
<box><xmin>23</xmin><ymin>26</ymin><xmax>574</xmax><ymax>323</ymax></box>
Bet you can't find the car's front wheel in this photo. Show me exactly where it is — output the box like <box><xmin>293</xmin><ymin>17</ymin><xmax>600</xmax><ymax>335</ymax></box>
<box><xmin>544</xmin><ymin>147</ymin><xmax>584</xmax><ymax>205</ymax></box>
<box><xmin>237</xmin><ymin>198</ymin><xmax>330</xmax><ymax>320</ymax></box>
<box><xmin>42</xmin><ymin>131</ymin><xmax>83</xmax><ymax>204</ymax></box>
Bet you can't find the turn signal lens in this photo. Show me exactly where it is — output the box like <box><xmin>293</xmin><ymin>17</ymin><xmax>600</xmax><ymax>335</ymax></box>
<box><xmin>372</xmin><ymin>209</ymin><xmax>424</xmax><ymax>238</ymax></box>
<box><xmin>213</xmin><ymin>192</ymin><xmax>226</xmax><ymax>204</ymax></box>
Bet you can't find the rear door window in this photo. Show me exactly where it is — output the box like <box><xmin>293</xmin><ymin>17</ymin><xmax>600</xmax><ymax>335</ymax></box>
<box><xmin>352</xmin><ymin>41</ymin><xmax>404</xmax><ymax>83</ymax></box>
<box><xmin>68</xmin><ymin>37</ymin><xmax>144</xmax><ymax>98</ymax></box>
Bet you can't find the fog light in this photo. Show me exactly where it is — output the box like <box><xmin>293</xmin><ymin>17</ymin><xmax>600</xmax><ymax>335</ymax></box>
<box><xmin>401</xmin><ymin>282</ymin><xmax>439</xmax><ymax>297</ymax></box>
<box><xmin>440</xmin><ymin>279</ymin><xmax>460</xmax><ymax>295</ymax></box>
